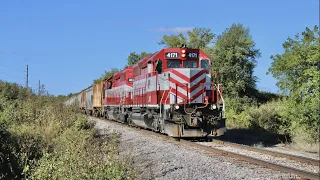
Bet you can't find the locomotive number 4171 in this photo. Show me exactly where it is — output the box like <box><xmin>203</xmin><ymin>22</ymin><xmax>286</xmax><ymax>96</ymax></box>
<box><xmin>165</xmin><ymin>52</ymin><xmax>179</xmax><ymax>58</ymax></box>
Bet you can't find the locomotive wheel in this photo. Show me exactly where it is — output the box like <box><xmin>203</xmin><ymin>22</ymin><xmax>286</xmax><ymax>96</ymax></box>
<box><xmin>127</xmin><ymin>114</ymin><xmax>133</xmax><ymax>126</ymax></box>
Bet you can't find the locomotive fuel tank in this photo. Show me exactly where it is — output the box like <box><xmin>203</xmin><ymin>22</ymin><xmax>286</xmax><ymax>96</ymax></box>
<box><xmin>131</xmin><ymin>112</ymin><xmax>154</xmax><ymax>129</ymax></box>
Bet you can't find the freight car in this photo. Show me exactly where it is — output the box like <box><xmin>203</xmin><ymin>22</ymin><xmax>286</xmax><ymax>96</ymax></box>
<box><xmin>65</xmin><ymin>45</ymin><xmax>226</xmax><ymax>139</ymax></box>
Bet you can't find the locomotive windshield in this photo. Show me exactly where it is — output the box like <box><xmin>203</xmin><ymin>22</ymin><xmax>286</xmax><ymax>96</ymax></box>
<box><xmin>167</xmin><ymin>60</ymin><xmax>199</xmax><ymax>69</ymax></box>
<box><xmin>183</xmin><ymin>60</ymin><xmax>197</xmax><ymax>68</ymax></box>
<box><xmin>167</xmin><ymin>60</ymin><xmax>181</xmax><ymax>68</ymax></box>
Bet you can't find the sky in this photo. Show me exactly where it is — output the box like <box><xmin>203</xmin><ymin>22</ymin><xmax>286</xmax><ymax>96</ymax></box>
<box><xmin>0</xmin><ymin>0</ymin><xmax>319</xmax><ymax>96</ymax></box>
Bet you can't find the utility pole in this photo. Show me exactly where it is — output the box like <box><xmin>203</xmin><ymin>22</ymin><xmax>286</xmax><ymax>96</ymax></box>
<box><xmin>38</xmin><ymin>80</ymin><xmax>40</xmax><ymax>96</ymax></box>
<box><xmin>26</xmin><ymin>64</ymin><xmax>29</xmax><ymax>88</ymax></box>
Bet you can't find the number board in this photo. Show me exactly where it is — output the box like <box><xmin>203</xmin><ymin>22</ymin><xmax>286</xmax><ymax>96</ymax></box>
<box><xmin>187</xmin><ymin>52</ymin><xmax>199</xmax><ymax>58</ymax></box>
<box><xmin>165</xmin><ymin>52</ymin><xmax>179</xmax><ymax>58</ymax></box>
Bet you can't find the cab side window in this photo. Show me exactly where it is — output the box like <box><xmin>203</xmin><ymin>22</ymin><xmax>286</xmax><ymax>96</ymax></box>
<box><xmin>201</xmin><ymin>59</ymin><xmax>210</xmax><ymax>73</ymax></box>
<box><xmin>108</xmin><ymin>81</ymin><xmax>113</xmax><ymax>89</ymax></box>
<box><xmin>155</xmin><ymin>59</ymin><xmax>163</xmax><ymax>74</ymax></box>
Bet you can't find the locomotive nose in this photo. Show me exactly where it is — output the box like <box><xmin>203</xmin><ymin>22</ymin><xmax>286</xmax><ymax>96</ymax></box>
<box><xmin>169</xmin><ymin>68</ymin><xmax>207</xmax><ymax>104</ymax></box>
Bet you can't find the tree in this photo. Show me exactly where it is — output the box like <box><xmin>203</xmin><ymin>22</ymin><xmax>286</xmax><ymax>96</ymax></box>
<box><xmin>268</xmin><ymin>25</ymin><xmax>319</xmax><ymax>96</ymax></box>
<box><xmin>268</xmin><ymin>25</ymin><xmax>320</xmax><ymax>141</ymax></box>
<box><xmin>208</xmin><ymin>23</ymin><xmax>261</xmax><ymax>98</ymax></box>
<box><xmin>158</xmin><ymin>33</ymin><xmax>187</xmax><ymax>48</ymax></box>
<box><xmin>127</xmin><ymin>52</ymin><xmax>140</xmax><ymax>67</ymax></box>
<box><xmin>0</xmin><ymin>81</ymin><xmax>33</xmax><ymax>100</ymax></box>
<box><xmin>187</xmin><ymin>28</ymin><xmax>215</xmax><ymax>49</ymax></box>
<box><xmin>127</xmin><ymin>52</ymin><xmax>153</xmax><ymax>66</ymax></box>
<box><xmin>158</xmin><ymin>28</ymin><xmax>214</xmax><ymax>50</ymax></box>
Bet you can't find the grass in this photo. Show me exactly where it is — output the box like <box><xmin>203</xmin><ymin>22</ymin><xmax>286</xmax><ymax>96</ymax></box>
<box><xmin>290</xmin><ymin>126</ymin><xmax>320</xmax><ymax>153</ymax></box>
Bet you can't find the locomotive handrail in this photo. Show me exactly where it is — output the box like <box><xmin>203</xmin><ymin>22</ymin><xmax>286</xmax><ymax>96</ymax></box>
<box><xmin>164</xmin><ymin>87</ymin><xmax>171</xmax><ymax>104</ymax></box>
<box><xmin>159</xmin><ymin>75</ymin><xmax>171</xmax><ymax>119</ymax></box>
<box><xmin>159</xmin><ymin>87</ymin><xmax>169</xmax><ymax>118</ymax></box>
<box><xmin>159</xmin><ymin>87</ymin><xmax>172</xmax><ymax>119</ymax></box>
<box><xmin>216</xmin><ymin>84</ymin><xmax>225</xmax><ymax>118</ymax></box>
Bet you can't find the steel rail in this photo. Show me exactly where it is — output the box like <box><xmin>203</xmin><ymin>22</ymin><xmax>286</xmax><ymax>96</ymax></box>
<box><xmin>211</xmin><ymin>139</ymin><xmax>319</xmax><ymax>166</ymax></box>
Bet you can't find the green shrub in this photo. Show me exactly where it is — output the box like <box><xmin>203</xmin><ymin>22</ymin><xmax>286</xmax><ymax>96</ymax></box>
<box><xmin>225</xmin><ymin>96</ymin><xmax>257</xmax><ymax>129</ymax></box>
<box><xmin>246</xmin><ymin>99</ymin><xmax>289</xmax><ymax>135</ymax></box>
<box><xmin>225</xmin><ymin>108</ymin><xmax>251</xmax><ymax>129</ymax></box>
<box><xmin>0</xmin><ymin>81</ymin><xmax>136</xmax><ymax>179</ymax></box>
<box><xmin>225</xmin><ymin>95</ymin><xmax>319</xmax><ymax>149</ymax></box>
<box><xmin>32</xmin><ymin>128</ymin><xmax>135</xmax><ymax>180</ymax></box>
<box><xmin>226</xmin><ymin>97</ymin><xmax>289</xmax><ymax>135</ymax></box>
<box><xmin>290</xmin><ymin>125</ymin><xmax>319</xmax><ymax>152</ymax></box>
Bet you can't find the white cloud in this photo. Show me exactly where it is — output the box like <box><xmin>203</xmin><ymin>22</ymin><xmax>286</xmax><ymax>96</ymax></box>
<box><xmin>149</xmin><ymin>27</ymin><xmax>193</xmax><ymax>33</ymax></box>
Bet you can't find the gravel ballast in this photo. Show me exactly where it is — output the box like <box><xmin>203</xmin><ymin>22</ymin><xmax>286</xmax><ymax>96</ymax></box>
<box><xmin>92</xmin><ymin>117</ymin><xmax>301</xmax><ymax>180</ymax></box>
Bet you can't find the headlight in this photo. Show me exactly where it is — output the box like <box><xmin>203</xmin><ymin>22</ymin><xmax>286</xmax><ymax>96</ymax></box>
<box><xmin>174</xmin><ymin>104</ymin><xmax>180</xmax><ymax>110</ymax></box>
<box><xmin>211</xmin><ymin>104</ymin><xmax>217</xmax><ymax>110</ymax></box>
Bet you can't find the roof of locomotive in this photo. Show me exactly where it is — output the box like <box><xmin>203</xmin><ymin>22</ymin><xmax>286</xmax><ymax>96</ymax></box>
<box><xmin>103</xmin><ymin>65</ymin><xmax>133</xmax><ymax>82</ymax></box>
<box><xmin>130</xmin><ymin>51</ymin><xmax>160</xmax><ymax>69</ymax></box>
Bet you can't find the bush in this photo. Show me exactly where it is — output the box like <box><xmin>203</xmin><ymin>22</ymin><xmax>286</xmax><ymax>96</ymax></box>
<box><xmin>32</xmin><ymin>128</ymin><xmax>135</xmax><ymax>180</ymax></box>
<box><xmin>226</xmin><ymin>97</ymin><xmax>289</xmax><ymax>135</ymax></box>
<box><xmin>225</xmin><ymin>95</ymin><xmax>319</xmax><ymax>149</ymax></box>
<box><xmin>0</xmin><ymin>81</ymin><xmax>135</xmax><ymax>179</ymax></box>
<box><xmin>225</xmin><ymin>96</ymin><xmax>257</xmax><ymax>129</ymax></box>
<box><xmin>246</xmin><ymin>99</ymin><xmax>288</xmax><ymax>135</ymax></box>
<box><xmin>290</xmin><ymin>125</ymin><xmax>319</xmax><ymax>152</ymax></box>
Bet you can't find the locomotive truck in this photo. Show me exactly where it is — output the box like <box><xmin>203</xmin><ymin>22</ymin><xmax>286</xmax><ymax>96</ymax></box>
<box><xmin>64</xmin><ymin>46</ymin><xmax>226</xmax><ymax>138</ymax></box>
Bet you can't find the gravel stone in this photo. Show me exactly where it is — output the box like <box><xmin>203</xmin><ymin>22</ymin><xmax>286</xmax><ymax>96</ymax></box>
<box><xmin>92</xmin><ymin>117</ymin><xmax>300</xmax><ymax>180</ymax></box>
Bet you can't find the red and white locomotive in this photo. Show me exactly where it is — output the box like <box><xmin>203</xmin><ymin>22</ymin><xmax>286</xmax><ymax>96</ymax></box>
<box><xmin>65</xmin><ymin>45</ymin><xmax>226</xmax><ymax>138</ymax></box>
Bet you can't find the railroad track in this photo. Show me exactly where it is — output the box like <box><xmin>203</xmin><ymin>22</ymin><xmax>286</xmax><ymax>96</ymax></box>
<box><xmin>210</xmin><ymin>139</ymin><xmax>319</xmax><ymax>166</ymax></box>
<box><xmin>190</xmin><ymin>140</ymin><xmax>320</xmax><ymax>180</ymax></box>
<box><xmin>92</xmin><ymin>116</ymin><xmax>320</xmax><ymax>180</ymax></box>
